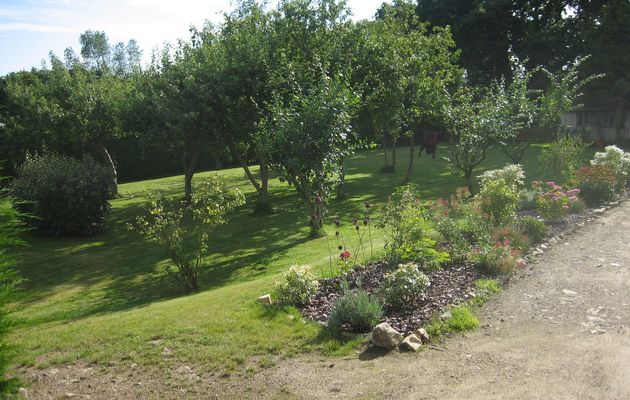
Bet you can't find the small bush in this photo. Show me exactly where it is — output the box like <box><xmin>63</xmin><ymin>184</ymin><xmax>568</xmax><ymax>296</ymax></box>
<box><xmin>327</xmin><ymin>289</ymin><xmax>383</xmax><ymax>334</ymax></box>
<box><xmin>446</xmin><ymin>306</ymin><xmax>479</xmax><ymax>331</ymax></box>
<box><xmin>380</xmin><ymin>263</ymin><xmax>430</xmax><ymax>309</ymax></box>
<box><xmin>569</xmin><ymin>197</ymin><xmax>586</xmax><ymax>214</ymax></box>
<box><xmin>478</xmin><ymin>164</ymin><xmax>525</xmax><ymax>189</ymax></box>
<box><xmin>470</xmin><ymin>240</ymin><xmax>524</xmax><ymax>275</ymax></box>
<box><xmin>490</xmin><ymin>226</ymin><xmax>530</xmax><ymax>252</ymax></box>
<box><xmin>575</xmin><ymin>165</ymin><xmax>617</xmax><ymax>206</ymax></box>
<box><xmin>435</xmin><ymin>217</ymin><xmax>470</xmax><ymax>262</ymax></box>
<box><xmin>533</xmin><ymin>181</ymin><xmax>581</xmax><ymax>221</ymax></box>
<box><xmin>477</xmin><ymin>179</ymin><xmax>519</xmax><ymax>226</ymax></box>
<box><xmin>474</xmin><ymin>279</ymin><xmax>501</xmax><ymax>303</ymax></box>
<box><xmin>591</xmin><ymin>145</ymin><xmax>630</xmax><ymax>187</ymax></box>
<box><xmin>539</xmin><ymin>134</ymin><xmax>588</xmax><ymax>181</ymax></box>
<box><xmin>275</xmin><ymin>265</ymin><xmax>319</xmax><ymax>307</ymax></box>
<box><xmin>517</xmin><ymin>216</ymin><xmax>549</xmax><ymax>244</ymax></box>
<box><xmin>11</xmin><ymin>154</ymin><xmax>112</xmax><ymax>235</ymax></box>
<box><xmin>518</xmin><ymin>189</ymin><xmax>538</xmax><ymax>210</ymax></box>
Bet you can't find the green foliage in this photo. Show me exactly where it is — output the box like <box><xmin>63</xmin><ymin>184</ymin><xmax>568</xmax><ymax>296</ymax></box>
<box><xmin>518</xmin><ymin>188</ymin><xmax>538</xmax><ymax>210</ymax></box>
<box><xmin>517</xmin><ymin>216</ymin><xmax>549</xmax><ymax>244</ymax></box>
<box><xmin>490</xmin><ymin>225</ymin><xmax>531</xmax><ymax>253</ymax></box>
<box><xmin>0</xmin><ymin>190</ymin><xmax>25</xmax><ymax>395</ymax></box>
<box><xmin>590</xmin><ymin>145</ymin><xmax>630</xmax><ymax>188</ymax></box>
<box><xmin>477</xmin><ymin>164</ymin><xmax>525</xmax><ymax>190</ymax></box>
<box><xmin>569</xmin><ymin>197</ymin><xmax>587</xmax><ymax>214</ymax></box>
<box><xmin>533</xmin><ymin>181</ymin><xmax>581</xmax><ymax>221</ymax></box>
<box><xmin>379</xmin><ymin>263</ymin><xmax>430</xmax><ymax>310</ymax></box>
<box><xmin>539</xmin><ymin>134</ymin><xmax>588</xmax><ymax>182</ymax></box>
<box><xmin>470</xmin><ymin>240</ymin><xmax>523</xmax><ymax>276</ymax></box>
<box><xmin>446</xmin><ymin>306</ymin><xmax>479</xmax><ymax>331</ymax></box>
<box><xmin>379</xmin><ymin>185</ymin><xmax>449</xmax><ymax>265</ymax></box>
<box><xmin>473</xmin><ymin>279</ymin><xmax>501</xmax><ymax>304</ymax></box>
<box><xmin>574</xmin><ymin>165</ymin><xmax>617</xmax><ymax>206</ymax></box>
<box><xmin>327</xmin><ymin>288</ymin><xmax>383</xmax><ymax>334</ymax></box>
<box><xmin>435</xmin><ymin>217</ymin><xmax>470</xmax><ymax>262</ymax></box>
<box><xmin>477</xmin><ymin>178</ymin><xmax>520</xmax><ymax>226</ymax></box>
<box><xmin>130</xmin><ymin>175</ymin><xmax>245</xmax><ymax>292</ymax></box>
<box><xmin>11</xmin><ymin>153</ymin><xmax>112</xmax><ymax>235</ymax></box>
<box><xmin>274</xmin><ymin>265</ymin><xmax>319</xmax><ymax>307</ymax></box>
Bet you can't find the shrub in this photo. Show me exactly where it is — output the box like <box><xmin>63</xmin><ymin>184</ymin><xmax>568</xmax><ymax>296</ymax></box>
<box><xmin>591</xmin><ymin>145</ymin><xmax>630</xmax><ymax>187</ymax></box>
<box><xmin>490</xmin><ymin>226</ymin><xmax>530</xmax><ymax>252</ymax></box>
<box><xmin>518</xmin><ymin>189</ymin><xmax>538</xmax><ymax>210</ymax></box>
<box><xmin>569</xmin><ymin>197</ymin><xmax>586</xmax><ymax>214</ymax></box>
<box><xmin>478</xmin><ymin>164</ymin><xmax>525</xmax><ymax>189</ymax></box>
<box><xmin>327</xmin><ymin>289</ymin><xmax>383</xmax><ymax>334</ymax></box>
<box><xmin>435</xmin><ymin>217</ymin><xmax>470</xmax><ymax>261</ymax></box>
<box><xmin>379</xmin><ymin>263</ymin><xmax>430</xmax><ymax>309</ymax></box>
<box><xmin>130</xmin><ymin>176</ymin><xmax>245</xmax><ymax>292</ymax></box>
<box><xmin>532</xmin><ymin>181</ymin><xmax>581</xmax><ymax>221</ymax></box>
<box><xmin>0</xmin><ymin>192</ymin><xmax>25</xmax><ymax>395</ymax></box>
<box><xmin>446</xmin><ymin>306</ymin><xmax>479</xmax><ymax>331</ymax></box>
<box><xmin>379</xmin><ymin>185</ymin><xmax>449</xmax><ymax>266</ymax></box>
<box><xmin>517</xmin><ymin>216</ymin><xmax>549</xmax><ymax>244</ymax></box>
<box><xmin>539</xmin><ymin>134</ymin><xmax>588</xmax><ymax>181</ymax></box>
<box><xmin>275</xmin><ymin>265</ymin><xmax>319</xmax><ymax>307</ymax></box>
<box><xmin>470</xmin><ymin>240</ymin><xmax>524</xmax><ymax>275</ymax></box>
<box><xmin>477</xmin><ymin>179</ymin><xmax>519</xmax><ymax>226</ymax></box>
<box><xmin>11</xmin><ymin>154</ymin><xmax>112</xmax><ymax>235</ymax></box>
<box><xmin>574</xmin><ymin>165</ymin><xmax>617</xmax><ymax>206</ymax></box>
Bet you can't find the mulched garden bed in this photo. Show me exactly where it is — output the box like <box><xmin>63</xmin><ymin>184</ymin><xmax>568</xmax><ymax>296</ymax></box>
<box><xmin>300</xmin><ymin>261</ymin><xmax>480</xmax><ymax>336</ymax></box>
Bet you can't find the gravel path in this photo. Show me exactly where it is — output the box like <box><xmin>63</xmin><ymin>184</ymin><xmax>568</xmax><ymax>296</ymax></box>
<box><xmin>23</xmin><ymin>201</ymin><xmax>630</xmax><ymax>399</ymax></box>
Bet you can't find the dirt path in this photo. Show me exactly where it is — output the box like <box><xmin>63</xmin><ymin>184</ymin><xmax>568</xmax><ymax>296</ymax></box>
<box><xmin>22</xmin><ymin>202</ymin><xmax>630</xmax><ymax>399</ymax></box>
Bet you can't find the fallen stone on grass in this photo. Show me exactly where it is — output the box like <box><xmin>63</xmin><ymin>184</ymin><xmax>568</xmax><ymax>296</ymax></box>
<box><xmin>400</xmin><ymin>334</ymin><xmax>422</xmax><ymax>352</ymax></box>
<box><xmin>372</xmin><ymin>322</ymin><xmax>403</xmax><ymax>350</ymax></box>
<box><xmin>257</xmin><ymin>294</ymin><xmax>273</xmax><ymax>305</ymax></box>
<box><xmin>414</xmin><ymin>328</ymin><xmax>430</xmax><ymax>343</ymax></box>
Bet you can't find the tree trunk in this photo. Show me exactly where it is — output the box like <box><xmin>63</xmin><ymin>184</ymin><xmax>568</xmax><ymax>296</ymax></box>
<box><xmin>615</xmin><ymin>100</ymin><xmax>627</xmax><ymax>143</ymax></box>
<box><xmin>464</xmin><ymin>168</ymin><xmax>475</xmax><ymax>196</ymax></box>
<box><xmin>97</xmin><ymin>143</ymin><xmax>118</xmax><ymax>198</ymax></box>
<box><xmin>228</xmin><ymin>139</ymin><xmax>271</xmax><ymax>214</ymax></box>
<box><xmin>336</xmin><ymin>157</ymin><xmax>346</xmax><ymax>200</ymax></box>
<box><xmin>183</xmin><ymin>145</ymin><xmax>199</xmax><ymax>204</ymax></box>
<box><xmin>382</xmin><ymin>134</ymin><xmax>390</xmax><ymax>168</ymax></box>
<box><xmin>403</xmin><ymin>135</ymin><xmax>414</xmax><ymax>185</ymax></box>
<box><xmin>392</xmin><ymin>138</ymin><xmax>397</xmax><ymax>169</ymax></box>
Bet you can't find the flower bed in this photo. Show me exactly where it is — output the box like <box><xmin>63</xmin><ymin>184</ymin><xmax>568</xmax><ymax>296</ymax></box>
<box><xmin>300</xmin><ymin>261</ymin><xmax>479</xmax><ymax>335</ymax></box>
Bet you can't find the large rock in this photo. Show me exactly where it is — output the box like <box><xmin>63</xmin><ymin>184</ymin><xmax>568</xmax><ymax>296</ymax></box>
<box><xmin>414</xmin><ymin>328</ymin><xmax>430</xmax><ymax>344</ymax></box>
<box><xmin>371</xmin><ymin>322</ymin><xmax>403</xmax><ymax>350</ymax></box>
<box><xmin>400</xmin><ymin>334</ymin><xmax>422</xmax><ymax>352</ymax></box>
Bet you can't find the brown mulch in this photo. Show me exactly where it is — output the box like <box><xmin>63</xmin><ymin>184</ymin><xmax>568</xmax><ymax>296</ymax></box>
<box><xmin>299</xmin><ymin>261</ymin><xmax>480</xmax><ymax>336</ymax></box>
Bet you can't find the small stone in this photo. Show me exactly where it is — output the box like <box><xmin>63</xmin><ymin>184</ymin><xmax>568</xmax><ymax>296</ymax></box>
<box><xmin>593</xmin><ymin>208</ymin><xmax>606</xmax><ymax>214</ymax></box>
<box><xmin>414</xmin><ymin>328</ymin><xmax>430</xmax><ymax>343</ymax></box>
<box><xmin>400</xmin><ymin>334</ymin><xmax>422</xmax><ymax>352</ymax></box>
<box><xmin>257</xmin><ymin>294</ymin><xmax>273</xmax><ymax>305</ymax></box>
<box><xmin>540</xmin><ymin>244</ymin><xmax>548</xmax><ymax>250</ymax></box>
<box><xmin>562</xmin><ymin>289</ymin><xmax>577</xmax><ymax>296</ymax></box>
<box><xmin>130</xmin><ymin>363</ymin><xmax>138</xmax><ymax>369</ymax></box>
<box><xmin>610</xmin><ymin>263</ymin><xmax>621</xmax><ymax>267</ymax></box>
<box><xmin>371</xmin><ymin>322</ymin><xmax>404</xmax><ymax>350</ymax></box>
<box><xmin>549</xmin><ymin>237</ymin><xmax>558</xmax><ymax>245</ymax></box>
<box><xmin>595</xmin><ymin>263</ymin><xmax>603</xmax><ymax>268</ymax></box>
<box><xmin>63</xmin><ymin>393</ymin><xmax>78</xmax><ymax>399</ymax></box>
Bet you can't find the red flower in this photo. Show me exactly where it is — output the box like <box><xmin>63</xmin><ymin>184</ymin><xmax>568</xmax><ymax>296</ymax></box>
<box><xmin>339</xmin><ymin>250</ymin><xmax>351</xmax><ymax>260</ymax></box>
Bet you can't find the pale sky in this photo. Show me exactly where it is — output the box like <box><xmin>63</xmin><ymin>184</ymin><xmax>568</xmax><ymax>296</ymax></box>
<box><xmin>0</xmin><ymin>0</ymin><xmax>390</xmax><ymax>75</ymax></box>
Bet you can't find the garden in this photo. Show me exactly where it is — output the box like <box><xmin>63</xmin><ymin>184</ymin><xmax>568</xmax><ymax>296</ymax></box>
<box><xmin>1</xmin><ymin>0</ymin><xmax>629</xmax><ymax>396</ymax></box>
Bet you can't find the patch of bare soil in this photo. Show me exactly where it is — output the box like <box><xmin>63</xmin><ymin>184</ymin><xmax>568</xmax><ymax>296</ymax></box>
<box><xmin>19</xmin><ymin>200</ymin><xmax>630</xmax><ymax>399</ymax></box>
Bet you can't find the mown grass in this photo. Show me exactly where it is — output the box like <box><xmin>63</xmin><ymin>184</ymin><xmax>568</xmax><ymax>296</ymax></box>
<box><xmin>9</xmin><ymin>145</ymin><xmax>556</xmax><ymax>372</ymax></box>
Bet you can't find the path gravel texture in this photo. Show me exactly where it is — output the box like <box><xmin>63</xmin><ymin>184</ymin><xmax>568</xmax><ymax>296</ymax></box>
<box><xmin>24</xmin><ymin>201</ymin><xmax>630</xmax><ymax>399</ymax></box>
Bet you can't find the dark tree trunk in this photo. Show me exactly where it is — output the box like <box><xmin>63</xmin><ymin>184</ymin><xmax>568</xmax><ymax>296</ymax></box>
<box><xmin>403</xmin><ymin>135</ymin><xmax>414</xmax><ymax>185</ymax></box>
<box><xmin>183</xmin><ymin>145</ymin><xmax>199</xmax><ymax>204</ymax></box>
<box><xmin>392</xmin><ymin>138</ymin><xmax>397</xmax><ymax>169</ymax></box>
<box><xmin>464</xmin><ymin>168</ymin><xmax>475</xmax><ymax>195</ymax></box>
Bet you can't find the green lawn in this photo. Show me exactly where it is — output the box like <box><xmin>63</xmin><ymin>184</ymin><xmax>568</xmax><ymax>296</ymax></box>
<box><xmin>9</xmin><ymin>145</ymin><xmax>557</xmax><ymax>372</ymax></box>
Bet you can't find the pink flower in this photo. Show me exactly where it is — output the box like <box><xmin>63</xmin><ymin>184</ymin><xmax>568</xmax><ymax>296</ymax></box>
<box><xmin>339</xmin><ymin>250</ymin><xmax>351</xmax><ymax>260</ymax></box>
